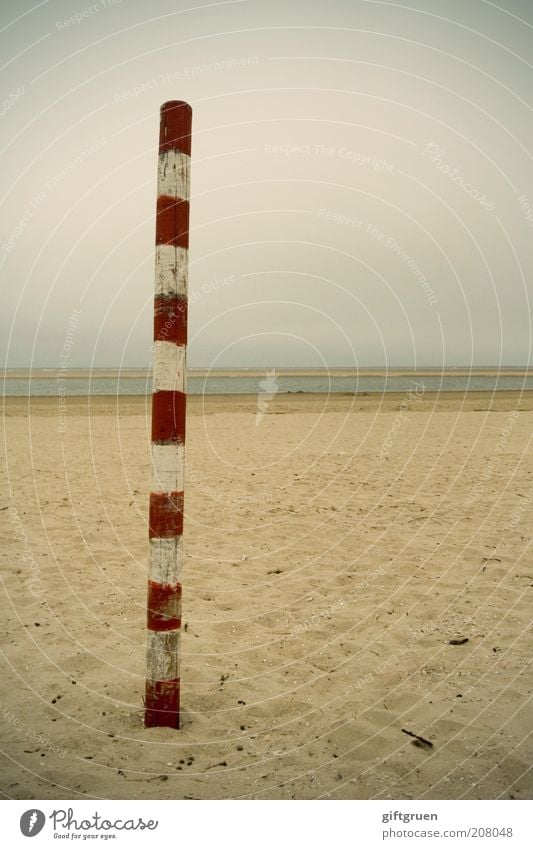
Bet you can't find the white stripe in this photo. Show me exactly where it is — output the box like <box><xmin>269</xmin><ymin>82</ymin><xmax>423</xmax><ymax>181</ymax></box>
<box><xmin>155</xmin><ymin>245</ymin><xmax>188</xmax><ymax>296</ymax></box>
<box><xmin>158</xmin><ymin>150</ymin><xmax>190</xmax><ymax>200</ymax></box>
<box><xmin>153</xmin><ymin>340</ymin><xmax>186</xmax><ymax>393</ymax></box>
<box><xmin>151</xmin><ymin>442</ymin><xmax>185</xmax><ymax>493</ymax></box>
<box><xmin>149</xmin><ymin>537</ymin><xmax>183</xmax><ymax>584</ymax></box>
<box><xmin>147</xmin><ymin>629</ymin><xmax>180</xmax><ymax>681</ymax></box>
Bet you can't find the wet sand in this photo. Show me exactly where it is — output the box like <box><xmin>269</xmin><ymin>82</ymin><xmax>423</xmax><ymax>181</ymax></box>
<box><xmin>2</xmin><ymin>368</ymin><xmax>532</xmax><ymax>379</ymax></box>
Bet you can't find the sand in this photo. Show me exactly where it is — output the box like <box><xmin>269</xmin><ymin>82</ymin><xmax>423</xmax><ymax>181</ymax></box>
<box><xmin>3</xmin><ymin>368</ymin><xmax>532</xmax><ymax>379</ymax></box>
<box><xmin>1</xmin><ymin>391</ymin><xmax>532</xmax><ymax>800</ymax></box>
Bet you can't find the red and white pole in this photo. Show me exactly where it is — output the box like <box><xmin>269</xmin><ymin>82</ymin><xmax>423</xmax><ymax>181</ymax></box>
<box><xmin>145</xmin><ymin>101</ymin><xmax>192</xmax><ymax>728</ymax></box>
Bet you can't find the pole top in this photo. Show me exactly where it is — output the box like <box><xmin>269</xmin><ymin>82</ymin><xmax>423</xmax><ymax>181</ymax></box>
<box><xmin>159</xmin><ymin>101</ymin><xmax>192</xmax><ymax>156</ymax></box>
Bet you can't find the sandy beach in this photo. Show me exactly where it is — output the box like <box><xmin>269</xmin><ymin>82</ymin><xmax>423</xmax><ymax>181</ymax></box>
<box><xmin>1</xmin><ymin>392</ymin><xmax>532</xmax><ymax>800</ymax></box>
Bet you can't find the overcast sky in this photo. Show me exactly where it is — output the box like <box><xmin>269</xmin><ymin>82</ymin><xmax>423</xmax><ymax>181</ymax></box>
<box><xmin>1</xmin><ymin>0</ymin><xmax>532</xmax><ymax>368</ymax></box>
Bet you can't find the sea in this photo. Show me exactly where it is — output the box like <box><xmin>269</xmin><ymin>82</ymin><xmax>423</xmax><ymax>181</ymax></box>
<box><xmin>2</xmin><ymin>368</ymin><xmax>532</xmax><ymax>396</ymax></box>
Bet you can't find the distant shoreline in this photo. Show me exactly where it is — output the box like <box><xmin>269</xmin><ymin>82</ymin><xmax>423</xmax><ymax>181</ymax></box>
<box><xmin>2</xmin><ymin>367</ymin><xmax>532</xmax><ymax>380</ymax></box>
<box><xmin>4</xmin><ymin>391</ymin><xmax>533</xmax><ymax>417</ymax></box>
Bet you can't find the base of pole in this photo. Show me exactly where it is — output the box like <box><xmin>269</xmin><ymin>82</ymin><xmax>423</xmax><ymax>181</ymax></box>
<box><xmin>144</xmin><ymin>678</ymin><xmax>180</xmax><ymax>728</ymax></box>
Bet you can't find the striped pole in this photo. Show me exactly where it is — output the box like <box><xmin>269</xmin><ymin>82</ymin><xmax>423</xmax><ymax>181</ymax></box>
<box><xmin>145</xmin><ymin>101</ymin><xmax>192</xmax><ymax>729</ymax></box>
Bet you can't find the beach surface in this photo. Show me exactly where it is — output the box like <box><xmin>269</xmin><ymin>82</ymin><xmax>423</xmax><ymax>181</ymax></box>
<box><xmin>1</xmin><ymin>392</ymin><xmax>532</xmax><ymax>800</ymax></box>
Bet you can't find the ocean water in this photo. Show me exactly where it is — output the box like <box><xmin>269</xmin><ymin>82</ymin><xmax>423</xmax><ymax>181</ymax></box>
<box><xmin>2</xmin><ymin>370</ymin><xmax>533</xmax><ymax>396</ymax></box>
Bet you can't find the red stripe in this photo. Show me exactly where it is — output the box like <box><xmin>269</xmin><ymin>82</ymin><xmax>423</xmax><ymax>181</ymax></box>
<box><xmin>154</xmin><ymin>296</ymin><xmax>187</xmax><ymax>345</ymax></box>
<box><xmin>147</xmin><ymin>580</ymin><xmax>181</xmax><ymax>630</ymax></box>
<box><xmin>152</xmin><ymin>390</ymin><xmax>185</xmax><ymax>443</ymax></box>
<box><xmin>156</xmin><ymin>196</ymin><xmax>189</xmax><ymax>247</ymax></box>
<box><xmin>159</xmin><ymin>101</ymin><xmax>192</xmax><ymax>156</ymax></box>
<box><xmin>145</xmin><ymin>678</ymin><xmax>180</xmax><ymax>728</ymax></box>
<box><xmin>149</xmin><ymin>491</ymin><xmax>184</xmax><ymax>538</ymax></box>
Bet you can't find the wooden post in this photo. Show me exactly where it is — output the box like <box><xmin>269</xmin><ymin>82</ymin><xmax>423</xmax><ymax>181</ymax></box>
<box><xmin>145</xmin><ymin>101</ymin><xmax>192</xmax><ymax>728</ymax></box>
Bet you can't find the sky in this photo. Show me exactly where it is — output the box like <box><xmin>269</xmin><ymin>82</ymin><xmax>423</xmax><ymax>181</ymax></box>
<box><xmin>0</xmin><ymin>0</ymin><xmax>532</xmax><ymax>368</ymax></box>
